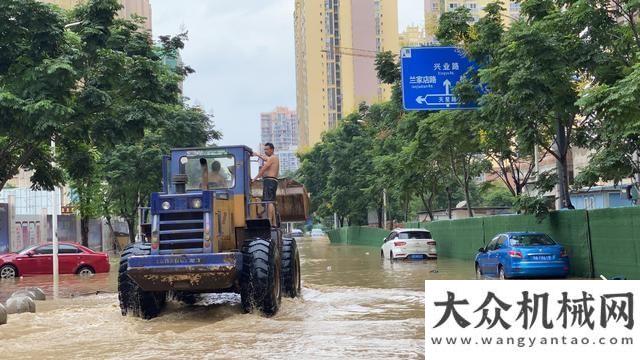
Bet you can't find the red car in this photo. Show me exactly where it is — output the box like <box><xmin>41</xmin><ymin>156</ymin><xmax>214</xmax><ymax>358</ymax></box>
<box><xmin>0</xmin><ymin>242</ymin><xmax>110</xmax><ymax>279</ymax></box>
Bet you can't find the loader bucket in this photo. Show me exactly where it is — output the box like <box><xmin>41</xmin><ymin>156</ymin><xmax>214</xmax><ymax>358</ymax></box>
<box><xmin>251</xmin><ymin>178</ymin><xmax>309</xmax><ymax>222</ymax></box>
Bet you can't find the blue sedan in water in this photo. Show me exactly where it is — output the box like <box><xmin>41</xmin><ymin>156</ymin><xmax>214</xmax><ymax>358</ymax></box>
<box><xmin>475</xmin><ymin>232</ymin><xmax>570</xmax><ymax>279</ymax></box>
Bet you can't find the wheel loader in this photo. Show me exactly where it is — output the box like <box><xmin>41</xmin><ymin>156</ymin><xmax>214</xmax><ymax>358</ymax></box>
<box><xmin>118</xmin><ymin>146</ymin><xmax>308</xmax><ymax>319</ymax></box>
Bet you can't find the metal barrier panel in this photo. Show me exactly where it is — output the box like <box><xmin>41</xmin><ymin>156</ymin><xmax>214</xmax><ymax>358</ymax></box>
<box><xmin>588</xmin><ymin>207</ymin><xmax>640</xmax><ymax>279</ymax></box>
<box><xmin>328</xmin><ymin>207</ymin><xmax>640</xmax><ymax>279</ymax></box>
<box><xmin>326</xmin><ymin>226</ymin><xmax>389</xmax><ymax>246</ymax></box>
<box><xmin>425</xmin><ymin>217</ymin><xmax>485</xmax><ymax>260</ymax></box>
<box><xmin>481</xmin><ymin>211</ymin><xmax>592</xmax><ymax>278</ymax></box>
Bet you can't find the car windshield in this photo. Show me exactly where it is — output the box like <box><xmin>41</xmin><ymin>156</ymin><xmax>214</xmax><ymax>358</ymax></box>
<box><xmin>510</xmin><ymin>234</ymin><xmax>556</xmax><ymax>246</ymax></box>
<box><xmin>398</xmin><ymin>231</ymin><xmax>431</xmax><ymax>239</ymax></box>
<box><xmin>183</xmin><ymin>154</ymin><xmax>235</xmax><ymax>191</ymax></box>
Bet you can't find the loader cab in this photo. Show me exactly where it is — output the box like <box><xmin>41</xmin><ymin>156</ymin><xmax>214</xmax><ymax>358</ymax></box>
<box><xmin>146</xmin><ymin>146</ymin><xmax>253</xmax><ymax>255</ymax></box>
<box><xmin>162</xmin><ymin>146</ymin><xmax>251</xmax><ymax>199</ymax></box>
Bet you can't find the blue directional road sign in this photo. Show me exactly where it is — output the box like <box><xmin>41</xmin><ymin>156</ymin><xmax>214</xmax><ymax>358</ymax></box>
<box><xmin>400</xmin><ymin>46</ymin><xmax>477</xmax><ymax>111</ymax></box>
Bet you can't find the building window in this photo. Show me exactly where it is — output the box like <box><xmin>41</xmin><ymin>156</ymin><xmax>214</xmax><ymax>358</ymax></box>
<box><xmin>510</xmin><ymin>3</ymin><xmax>521</xmax><ymax>11</ymax></box>
<box><xmin>466</xmin><ymin>3</ymin><xmax>477</xmax><ymax>9</ymax></box>
<box><xmin>449</xmin><ymin>3</ymin><xmax>459</xmax><ymax>9</ymax></box>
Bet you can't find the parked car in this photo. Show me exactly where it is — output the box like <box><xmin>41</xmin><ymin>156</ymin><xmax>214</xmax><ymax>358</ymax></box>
<box><xmin>475</xmin><ymin>232</ymin><xmax>569</xmax><ymax>279</ymax></box>
<box><xmin>381</xmin><ymin>228</ymin><xmax>437</xmax><ymax>260</ymax></box>
<box><xmin>0</xmin><ymin>242</ymin><xmax>110</xmax><ymax>279</ymax></box>
<box><xmin>290</xmin><ymin>229</ymin><xmax>304</xmax><ymax>238</ymax></box>
<box><xmin>310</xmin><ymin>228</ymin><xmax>325</xmax><ymax>237</ymax></box>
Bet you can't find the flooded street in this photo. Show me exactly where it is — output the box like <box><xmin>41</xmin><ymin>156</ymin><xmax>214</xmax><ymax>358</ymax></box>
<box><xmin>1</xmin><ymin>238</ymin><xmax>475</xmax><ymax>359</ymax></box>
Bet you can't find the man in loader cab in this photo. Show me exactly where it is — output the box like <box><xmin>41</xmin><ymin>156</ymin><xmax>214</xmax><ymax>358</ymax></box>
<box><xmin>208</xmin><ymin>160</ymin><xmax>231</xmax><ymax>189</ymax></box>
<box><xmin>252</xmin><ymin>143</ymin><xmax>280</xmax><ymax>223</ymax></box>
<box><xmin>198</xmin><ymin>159</ymin><xmax>230</xmax><ymax>190</ymax></box>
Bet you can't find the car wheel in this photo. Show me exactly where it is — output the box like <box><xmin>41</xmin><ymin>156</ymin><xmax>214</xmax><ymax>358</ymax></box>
<box><xmin>380</xmin><ymin>250</ymin><xmax>384</xmax><ymax>258</ymax></box>
<box><xmin>389</xmin><ymin>251</ymin><xmax>393</xmax><ymax>261</ymax></box>
<box><xmin>0</xmin><ymin>264</ymin><xmax>17</xmax><ymax>279</ymax></box>
<box><xmin>77</xmin><ymin>266</ymin><xmax>95</xmax><ymax>276</ymax></box>
<box><xmin>498</xmin><ymin>266</ymin><xmax>507</xmax><ymax>280</ymax></box>
<box><xmin>475</xmin><ymin>264</ymin><xmax>482</xmax><ymax>279</ymax></box>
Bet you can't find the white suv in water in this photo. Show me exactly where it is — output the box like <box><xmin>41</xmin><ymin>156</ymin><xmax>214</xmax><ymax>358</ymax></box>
<box><xmin>381</xmin><ymin>228</ymin><xmax>437</xmax><ymax>260</ymax></box>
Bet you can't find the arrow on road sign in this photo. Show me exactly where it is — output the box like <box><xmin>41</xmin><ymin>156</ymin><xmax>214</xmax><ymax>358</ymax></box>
<box><xmin>443</xmin><ymin>79</ymin><xmax>451</xmax><ymax>95</ymax></box>
<box><xmin>416</xmin><ymin>96</ymin><xmax>427</xmax><ymax>104</ymax></box>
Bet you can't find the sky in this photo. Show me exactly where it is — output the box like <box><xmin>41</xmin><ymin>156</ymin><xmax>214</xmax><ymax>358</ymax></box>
<box><xmin>152</xmin><ymin>0</ymin><xmax>424</xmax><ymax>148</ymax></box>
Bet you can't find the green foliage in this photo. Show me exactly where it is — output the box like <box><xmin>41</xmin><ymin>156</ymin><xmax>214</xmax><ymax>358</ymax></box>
<box><xmin>0</xmin><ymin>0</ymin><xmax>219</xmax><ymax>244</ymax></box>
<box><xmin>435</xmin><ymin>7</ymin><xmax>474</xmax><ymax>46</ymax></box>
<box><xmin>0</xmin><ymin>0</ymin><xmax>73</xmax><ymax>191</ymax></box>
<box><xmin>300</xmin><ymin>0</ymin><xmax>640</xmax><ymax>223</ymax></box>
<box><xmin>577</xmin><ymin>62</ymin><xmax>640</xmax><ymax>188</ymax></box>
<box><xmin>374</xmin><ymin>51</ymin><xmax>400</xmax><ymax>85</ymax></box>
<box><xmin>299</xmin><ymin>117</ymin><xmax>368</xmax><ymax>225</ymax></box>
<box><xmin>479</xmin><ymin>183</ymin><xmax>516</xmax><ymax>207</ymax></box>
<box><xmin>514</xmin><ymin>195</ymin><xmax>551</xmax><ymax>222</ymax></box>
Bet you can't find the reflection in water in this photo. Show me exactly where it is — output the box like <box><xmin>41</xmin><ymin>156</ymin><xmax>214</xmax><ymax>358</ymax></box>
<box><xmin>0</xmin><ymin>237</ymin><xmax>476</xmax><ymax>359</ymax></box>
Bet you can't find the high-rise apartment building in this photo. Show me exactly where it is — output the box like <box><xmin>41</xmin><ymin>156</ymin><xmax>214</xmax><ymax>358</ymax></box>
<box><xmin>295</xmin><ymin>0</ymin><xmax>399</xmax><ymax>148</ymax></box>
<box><xmin>424</xmin><ymin>0</ymin><xmax>520</xmax><ymax>43</ymax></box>
<box><xmin>40</xmin><ymin>0</ymin><xmax>152</xmax><ymax>31</ymax></box>
<box><xmin>260</xmin><ymin>107</ymin><xmax>300</xmax><ymax>175</ymax></box>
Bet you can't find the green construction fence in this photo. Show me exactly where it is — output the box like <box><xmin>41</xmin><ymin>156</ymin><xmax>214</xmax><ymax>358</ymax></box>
<box><xmin>326</xmin><ymin>226</ymin><xmax>390</xmax><ymax>247</ymax></box>
<box><xmin>327</xmin><ymin>206</ymin><xmax>640</xmax><ymax>279</ymax></box>
<box><xmin>588</xmin><ymin>207</ymin><xmax>640</xmax><ymax>279</ymax></box>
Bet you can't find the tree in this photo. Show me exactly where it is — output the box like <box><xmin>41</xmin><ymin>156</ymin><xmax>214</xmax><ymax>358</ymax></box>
<box><xmin>53</xmin><ymin>0</ymin><xmax>170</xmax><ymax>244</ymax></box>
<box><xmin>425</xmin><ymin>111</ymin><xmax>489</xmax><ymax>217</ymax></box>
<box><xmin>53</xmin><ymin>0</ymin><xmax>218</xmax><ymax>244</ymax></box>
<box><xmin>0</xmin><ymin>0</ymin><xmax>72</xmax><ymax>192</ymax></box>
<box><xmin>104</xmin><ymin>106</ymin><xmax>216</xmax><ymax>243</ymax></box>
<box><xmin>435</xmin><ymin>7</ymin><xmax>473</xmax><ymax>46</ymax></box>
<box><xmin>298</xmin><ymin>141</ymin><xmax>332</xmax><ymax>219</ymax></box>
<box><xmin>576</xmin><ymin>62</ymin><xmax>640</xmax><ymax>190</ymax></box>
<box><xmin>573</xmin><ymin>1</ymin><xmax>640</xmax><ymax>190</ymax></box>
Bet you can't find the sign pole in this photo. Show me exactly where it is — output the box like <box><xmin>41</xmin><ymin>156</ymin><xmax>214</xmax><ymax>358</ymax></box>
<box><xmin>51</xmin><ymin>139</ymin><xmax>59</xmax><ymax>299</ymax></box>
<box><xmin>382</xmin><ymin>188</ymin><xmax>388</xmax><ymax>230</ymax></box>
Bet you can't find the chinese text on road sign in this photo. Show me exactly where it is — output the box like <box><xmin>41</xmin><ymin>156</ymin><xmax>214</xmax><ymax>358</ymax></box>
<box><xmin>400</xmin><ymin>46</ymin><xmax>478</xmax><ymax>111</ymax></box>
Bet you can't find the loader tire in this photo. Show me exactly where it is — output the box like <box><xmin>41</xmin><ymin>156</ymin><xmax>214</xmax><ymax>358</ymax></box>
<box><xmin>240</xmin><ymin>238</ymin><xmax>281</xmax><ymax>316</ymax></box>
<box><xmin>281</xmin><ymin>237</ymin><xmax>301</xmax><ymax>298</ymax></box>
<box><xmin>118</xmin><ymin>243</ymin><xmax>167</xmax><ymax>319</ymax></box>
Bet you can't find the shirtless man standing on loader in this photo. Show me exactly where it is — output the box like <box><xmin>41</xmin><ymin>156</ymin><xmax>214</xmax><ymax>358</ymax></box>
<box><xmin>252</xmin><ymin>142</ymin><xmax>280</xmax><ymax>224</ymax></box>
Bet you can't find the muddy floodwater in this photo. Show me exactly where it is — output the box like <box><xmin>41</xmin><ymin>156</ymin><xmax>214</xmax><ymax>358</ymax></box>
<box><xmin>0</xmin><ymin>238</ymin><xmax>475</xmax><ymax>359</ymax></box>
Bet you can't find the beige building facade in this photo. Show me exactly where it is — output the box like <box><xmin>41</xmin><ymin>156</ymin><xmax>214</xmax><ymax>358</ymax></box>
<box><xmin>41</xmin><ymin>0</ymin><xmax>152</xmax><ymax>31</ymax></box>
<box><xmin>295</xmin><ymin>0</ymin><xmax>400</xmax><ymax>148</ymax></box>
<box><xmin>424</xmin><ymin>0</ymin><xmax>521</xmax><ymax>43</ymax></box>
<box><xmin>399</xmin><ymin>24</ymin><xmax>427</xmax><ymax>47</ymax></box>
